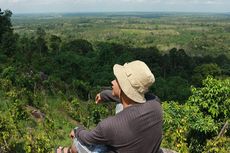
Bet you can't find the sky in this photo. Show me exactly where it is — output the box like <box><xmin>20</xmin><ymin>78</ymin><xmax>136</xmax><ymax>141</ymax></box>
<box><xmin>0</xmin><ymin>0</ymin><xmax>229</xmax><ymax>14</ymax></box>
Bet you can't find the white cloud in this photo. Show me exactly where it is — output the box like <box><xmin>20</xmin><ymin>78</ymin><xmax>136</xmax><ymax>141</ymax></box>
<box><xmin>0</xmin><ymin>0</ymin><xmax>227</xmax><ymax>5</ymax></box>
<box><xmin>205</xmin><ymin>0</ymin><xmax>222</xmax><ymax>4</ymax></box>
<box><xmin>120</xmin><ymin>0</ymin><xmax>161</xmax><ymax>3</ymax></box>
<box><xmin>165</xmin><ymin>0</ymin><xmax>224</xmax><ymax>4</ymax></box>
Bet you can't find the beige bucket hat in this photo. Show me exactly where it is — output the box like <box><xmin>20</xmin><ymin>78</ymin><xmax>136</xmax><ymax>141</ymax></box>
<box><xmin>113</xmin><ymin>60</ymin><xmax>155</xmax><ymax>103</ymax></box>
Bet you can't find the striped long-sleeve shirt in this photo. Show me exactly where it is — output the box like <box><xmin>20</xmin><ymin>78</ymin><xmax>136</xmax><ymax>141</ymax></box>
<box><xmin>75</xmin><ymin>90</ymin><xmax>163</xmax><ymax>153</ymax></box>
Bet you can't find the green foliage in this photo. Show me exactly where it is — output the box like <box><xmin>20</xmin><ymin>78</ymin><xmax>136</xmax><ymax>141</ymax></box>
<box><xmin>152</xmin><ymin>76</ymin><xmax>191</xmax><ymax>102</ymax></box>
<box><xmin>0</xmin><ymin>101</ymin><xmax>53</xmax><ymax>153</ymax></box>
<box><xmin>64</xmin><ymin>97</ymin><xmax>111</xmax><ymax>128</ymax></box>
<box><xmin>0</xmin><ymin>111</ymin><xmax>18</xmax><ymax>153</ymax></box>
<box><xmin>10</xmin><ymin>100</ymin><xmax>29</xmax><ymax>121</ymax></box>
<box><xmin>62</xmin><ymin>39</ymin><xmax>93</xmax><ymax>55</ymax></box>
<box><xmin>49</xmin><ymin>34</ymin><xmax>61</xmax><ymax>53</ymax></box>
<box><xmin>0</xmin><ymin>9</ymin><xmax>13</xmax><ymax>41</ymax></box>
<box><xmin>71</xmin><ymin>79</ymin><xmax>91</xmax><ymax>100</ymax></box>
<box><xmin>203</xmin><ymin>137</ymin><xmax>230</xmax><ymax>153</ymax></box>
<box><xmin>36</xmin><ymin>27</ymin><xmax>48</xmax><ymax>55</ymax></box>
<box><xmin>0</xmin><ymin>31</ymin><xmax>17</xmax><ymax>56</ymax></box>
<box><xmin>188</xmin><ymin>76</ymin><xmax>230</xmax><ymax>121</ymax></box>
<box><xmin>1</xmin><ymin>66</ymin><xmax>17</xmax><ymax>83</ymax></box>
<box><xmin>162</xmin><ymin>77</ymin><xmax>230</xmax><ymax>152</ymax></box>
<box><xmin>192</xmin><ymin>64</ymin><xmax>222</xmax><ymax>86</ymax></box>
<box><xmin>0</xmin><ymin>78</ymin><xmax>13</xmax><ymax>91</ymax></box>
<box><xmin>22</xmin><ymin>125</ymin><xmax>53</xmax><ymax>153</ymax></box>
<box><xmin>87</xmin><ymin>102</ymin><xmax>110</xmax><ymax>125</ymax></box>
<box><xmin>0</xmin><ymin>96</ymin><xmax>63</xmax><ymax>153</ymax></box>
<box><xmin>0</xmin><ymin>69</ymin><xmax>35</xmax><ymax>105</ymax></box>
<box><xmin>194</xmin><ymin>63</ymin><xmax>221</xmax><ymax>77</ymax></box>
<box><xmin>0</xmin><ymin>9</ymin><xmax>17</xmax><ymax>57</ymax></box>
<box><xmin>162</xmin><ymin>101</ymin><xmax>217</xmax><ymax>153</ymax></box>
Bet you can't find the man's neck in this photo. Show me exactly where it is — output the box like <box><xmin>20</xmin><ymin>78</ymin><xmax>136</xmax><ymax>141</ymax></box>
<box><xmin>120</xmin><ymin>94</ymin><xmax>136</xmax><ymax>109</ymax></box>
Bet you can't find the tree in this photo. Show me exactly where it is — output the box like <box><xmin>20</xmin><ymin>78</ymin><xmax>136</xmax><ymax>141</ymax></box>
<box><xmin>0</xmin><ymin>9</ymin><xmax>13</xmax><ymax>42</ymax></box>
<box><xmin>0</xmin><ymin>9</ymin><xmax>16</xmax><ymax>57</ymax></box>
<box><xmin>49</xmin><ymin>35</ymin><xmax>61</xmax><ymax>53</ymax></box>
<box><xmin>0</xmin><ymin>31</ymin><xmax>17</xmax><ymax>56</ymax></box>
<box><xmin>133</xmin><ymin>47</ymin><xmax>161</xmax><ymax>74</ymax></box>
<box><xmin>36</xmin><ymin>27</ymin><xmax>48</xmax><ymax>56</ymax></box>
<box><xmin>62</xmin><ymin>39</ymin><xmax>93</xmax><ymax>55</ymax></box>
<box><xmin>151</xmin><ymin>76</ymin><xmax>191</xmax><ymax>102</ymax></box>
<box><xmin>162</xmin><ymin>101</ymin><xmax>217</xmax><ymax>153</ymax></box>
<box><xmin>188</xmin><ymin>76</ymin><xmax>230</xmax><ymax>122</ymax></box>
<box><xmin>191</xmin><ymin>63</ymin><xmax>222</xmax><ymax>86</ymax></box>
<box><xmin>168</xmin><ymin>48</ymin><xmax>193</xmax><ymax>77</ymax></box>
<box><xmin>215</xmin><ymin>54</ymin><xmax>230</xmax><ymax>76</ymax></box>
<box><xmin>187</xmin><ymin>76</ymin><xmax>230</xmax><ymax>152</ymax></box>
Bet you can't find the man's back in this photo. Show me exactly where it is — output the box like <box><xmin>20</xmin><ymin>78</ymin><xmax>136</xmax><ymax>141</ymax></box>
<box><xmin>100</xmin><ymin>98</ymin><xmax>163</xmax><ymax>153</ymax></box>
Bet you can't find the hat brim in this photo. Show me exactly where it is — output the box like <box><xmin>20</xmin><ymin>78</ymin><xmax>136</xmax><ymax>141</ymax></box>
<box><xmin>113</xmin><ymin>64</ymin><xmax>146</xmax><ymax>103</ymax></box>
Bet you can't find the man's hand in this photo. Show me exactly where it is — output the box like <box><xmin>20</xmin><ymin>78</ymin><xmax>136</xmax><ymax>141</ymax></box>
<box><xmin>69</xmin><ymin>129</ymin><xmax>75</xmax><ymax>139</ymax></box>
<box><xmin>95</xmin><ymin>93</ymin><xmax>102</xmax><ymax>104</ymax></box>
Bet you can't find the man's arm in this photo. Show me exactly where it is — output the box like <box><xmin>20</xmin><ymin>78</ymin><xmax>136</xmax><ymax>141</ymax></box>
<box><xmin>74</xmin><ymin>122</ymin><xmax>109</xmax><ymax>145</ymax></box>
<box><xmin>96</xmin><ymin>90</ymin><xmax>120</xmax><ymax>104</ymax></box>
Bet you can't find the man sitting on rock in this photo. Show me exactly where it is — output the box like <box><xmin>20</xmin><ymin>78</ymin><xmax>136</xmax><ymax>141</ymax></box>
<box><xmin>56</xmin><ymin>60</ymin><xmax>163</xmax><ymax>153</ymax></box>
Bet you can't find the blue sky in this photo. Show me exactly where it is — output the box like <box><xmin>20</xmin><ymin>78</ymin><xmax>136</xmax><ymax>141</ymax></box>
<box><xmin>0</xmin><ymin>0</ymin><xmax>229</xmax><ymax>13</ymax></box>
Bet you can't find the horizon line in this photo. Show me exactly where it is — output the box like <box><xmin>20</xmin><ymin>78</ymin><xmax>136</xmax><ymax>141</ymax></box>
<box><xmin>12</xmin><ymin>11</ymin><xmax>230</xmax><ymax>15</ymax></box>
